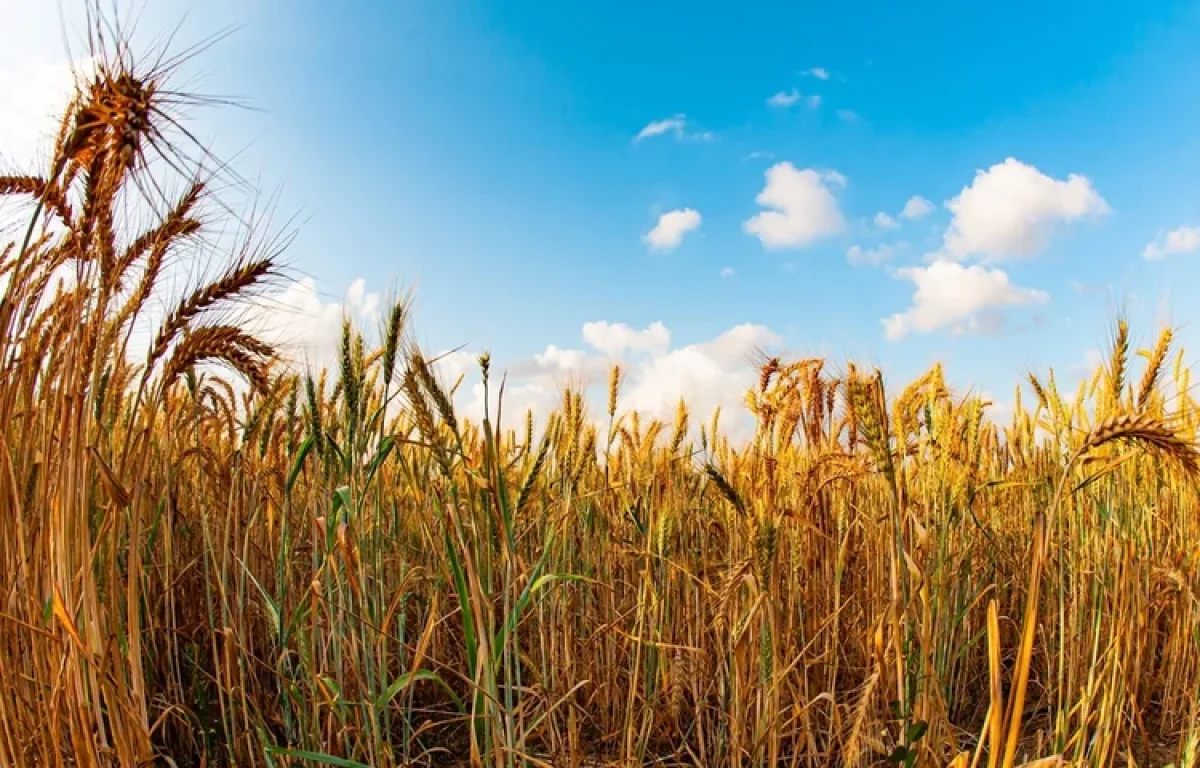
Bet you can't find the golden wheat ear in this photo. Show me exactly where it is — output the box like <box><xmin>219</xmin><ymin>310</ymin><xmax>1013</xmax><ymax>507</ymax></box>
<box><xmin>160</xmin><ymin>325</ymin><xmax>275</xmax><ymax>395</ymax></box>
<box><xmin>1135</xmin><ymin>327</ymin><xmax>1172</xmax><ymax>412</ymax></box>
<box><xmin>1105</xmin><ymin>318</ymin><xmax>1130</xmax><ymax>409</ymax></box>
<box><xmin>1079</xmin><ymin>412</ymin><xmax>1200</xmax><ymax>475</ymax></box>
<box><xmin>144</xmin><ymin>256</ymin><xmax>276</xmax><ymax>373</ymax></box>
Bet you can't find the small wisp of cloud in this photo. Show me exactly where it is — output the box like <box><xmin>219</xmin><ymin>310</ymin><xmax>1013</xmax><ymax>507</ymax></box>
<box><xmin>633</xmin><ymin>114</ymin><xmax>715</xmax><ymax>143</ymax></box>
<box><xmin>767</xmin><ymin>88</ymin><xmax>802</xmax><ymax>108</ymax></box>
<box><xmin>634</xmin><ymin>114</ymin><xmax>686</xmax><ymax>142</ymax></box>
<box><xmin>847</xmin><ymin>243</ymin><xmax>895</xmax><ymax>266</ymax></box>
<box><xmin>743</xmin><ymin>150</ymin><xmax>774</xmax><ymax>161</ymax></box>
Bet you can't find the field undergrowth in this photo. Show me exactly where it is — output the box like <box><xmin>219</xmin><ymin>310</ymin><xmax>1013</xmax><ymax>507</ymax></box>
<box><xmin>1</xmin><ymin>12</ymin><xmax>1199</xmax><ymax>768</ymax></box>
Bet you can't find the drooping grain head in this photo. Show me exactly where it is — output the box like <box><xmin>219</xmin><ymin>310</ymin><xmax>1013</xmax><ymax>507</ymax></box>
<box><xmin>146</xmin><ymin>257</ymin><xmax>275</xmax><ymax>373</ymax></box>
<box><xmin>1081</xmin><ymin>411</ymin><xmax>1200</xmax><ymax>476</ymax></box>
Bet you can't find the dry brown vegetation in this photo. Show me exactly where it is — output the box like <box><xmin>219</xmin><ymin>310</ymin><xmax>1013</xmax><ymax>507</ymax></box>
<box><xmin>2</xmin><ymin>12</ymin><xmax>1199</xmax><ymax>768</ymax></box>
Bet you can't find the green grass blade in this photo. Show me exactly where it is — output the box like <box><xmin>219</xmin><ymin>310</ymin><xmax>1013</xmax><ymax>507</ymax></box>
<box><xmin>285</xmin><ymin>434</ymin><xmax>315</xmax><ymax>495</ymax></box>
<box><xmin>375</xmin><ymin>668</ymin><xmax>464</xmax><ymax>713</ymax></box>
<box><xmin>264</xmin><ymin>746</ymin><xmax>371</xmax><ymax>767</ymax></box>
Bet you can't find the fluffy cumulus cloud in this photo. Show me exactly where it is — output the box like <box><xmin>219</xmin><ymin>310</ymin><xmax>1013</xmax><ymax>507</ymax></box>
<box><xmin>900</xmin><ymin>196</ymin><xmax>935</xmax><ymax>220</ymax></box>
<box><xmin>879</xmin><ymin>161</ymin><xmax>1104</xmax><ymax>341</ymax></box>
<box><xmin>804</xmin><ymin>67</ymin><xmax>830</xmax><ymax>80</ymax></box>
<box><xmin>847</xmin><ymin>243</ymin><xmax>894</xmax><ymax>266</ymax></box>
<box><xmin>743</xmin><ymin>162</ymin><xmax>846</xmax><ymax>248</ymax></box>
<box><xmin>507</xmin><ymin>344</ymin><xmax>609</xmax><ymax>381</ymax></box>
<box><xmin>882</xmin><ymin>260</ymin><xmax>1048</xmax><ymax>340</ymax></box>
<box><xmin>433</xmin><ymin>320</ymin><xmax>781</xmax><ymax>444</ymax></box>
<box><xmin>1141</xmin><ymin>226</ymin><xmax>1200</xmax><ymax>260</ymax></box>
<box><xmin>243</xmin><ymin>278</ymin><xmax>384</xmax><ymax>370</ymax></box>
<box><xmin>767</xmin><ymin>88</ymin><xmax>802</xmax><ymax>108</ymax></box>
<box><xmin>582</xmin><ymin>320</ymin><xmax>670</xmax><ymax>357</ymax></box>
<box><xmin>620</xmin><ymin>324</ymin><xmax>780</xmax><ymax>421</ymax></box>
<box><xmin>874</xmin><ymin>212</ymin><xmax>899</xmax><ymax>230</ymax></box>
<box><xmin>643</xmin><ymin>208</ymin><xmax>702</xmax><ymax>251</ymax></box>
<box><xmin>939</xmin><ymin>158</ymin><xmax>1109</xmax><ymax>262</ymax></box>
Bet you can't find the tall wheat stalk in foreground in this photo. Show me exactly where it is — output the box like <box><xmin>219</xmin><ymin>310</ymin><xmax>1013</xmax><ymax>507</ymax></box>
<box><xmin>3</xmin><ymin>10</ymin><xmax>1200</xmax><ymax>768</ymax></box>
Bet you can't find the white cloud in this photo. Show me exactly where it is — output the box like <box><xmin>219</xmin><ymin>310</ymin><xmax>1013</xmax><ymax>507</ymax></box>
<box><xmin>0</xmin><ymin>0</ymin><xmax>99</xmax><ymax>171</ymax></box>
<box><xmin>0</xmin><ymin>7</ymin><xmax>65</xmax><ymax>166</ymax></box>
<box><xmin>836</xmin><ymin>109</ymin><xmax>859</xmax><ymax>122</ymax></box>
<box><xmin>847</xmin><ymin>243</ymin><xmax>894</xmax><ymax>266</ymax></box>
<box><xmin>939</xmin><ymin>158</ymin><xmax>1109</xmax><ymax>262</ymax></box>
<box><xmin>581</xmin><ymin>320</ymin><xmax>670</xmax><ymax>357</ymax></box>
<box><xmin>900</xmin><ymin>195</ymin><xmax>935</xmax><ymax>220</ymax></box>
<box><xmin>1141</xmin><ymin>226</ymin><xmax>1200</xmax><ymax>260</ymax></box>
<box><xmin>438</xmin><ymin>321</ymin><xmax>782</xmax><ymax>445</ymax></box>
<box><xmin>743</xmin><ymin>162</ymin><xmax>846</xmax><ymax>248</ymax></box>
<box><xmin>0</xmin><ymin>57</ymin><xmax>92</xmax><ymax>169</ymax></box>
<box><xmin>643</xmin><ymin>208</ymin><xmax>702</xmax><ymax>251</ymax></box>
<box><xmin>804</xmin><ymin>67</ymin><xmax>830</xmax><ymax>80</ymax></box>
<box><xmin>767</xmin><ymin>88</ymin><xmax>802</xmax><ymax>108</ymax></box>
<box><xmin>633</xmin><ymin>114</ymin><xmax>713</xmax><ymax>143</ymax></box>
<box><xmin>621</xmin><ymin>324</ymin><xmax>780</xmax><ymax>425</ymax></box>
<box><xmin>882</xmin><ymin>260</ymin><xmax>1048</xmax><ymax>340</ymax></box>
<box><xmin>874</xmin><ymin>212</ymin><xmax>899</xmax><ymax>230</ymax></box>
<box><xmin>634</xmin><ymin>114</ymin><xmax>686</xmax><ymax>142</ymax></box>
<box><xmin>744</xmin><ymin>150</ymin><xmax>773</xmax><ymax>161</ymax></box>
<box><xmin>1070</xmin><ymin>348</ymin><xmax>1104</xmax><ymax>375</ymax></box>
<box><xmin>243</xmin><ymin>278</ymin><xmax>383</xmax><ymax>370</ymax></box>
<box><xmin>977</xmin><ymin>390</ymin><xmax>1016</xmax><ymax>427</ymax></box>
<box><xmin>508</xmin><ymin>344</ymin><xmax>609</xmax><ymax>381</ymax></box>
<box><xmin>720</xmin><ymin>266</ymin><xmax>736</xmax><ymax>279</ymax></box>
<box><xmin>807</xmin><ymin>95</ymin><xmax>823</xmax><ymax>108</ymax></box>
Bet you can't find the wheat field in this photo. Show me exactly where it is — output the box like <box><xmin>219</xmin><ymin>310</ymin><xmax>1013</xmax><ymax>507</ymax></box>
<box><xmin>1</xmin><ymin>14</ymin><xmax>1199</xmax><ymax>768</ymax></box>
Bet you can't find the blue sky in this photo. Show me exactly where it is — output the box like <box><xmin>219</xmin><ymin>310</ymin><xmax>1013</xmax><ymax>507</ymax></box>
<box><xmin>7</xmin><ymin>0</ymin><xmax>1200</xmax><ymax>427</ymax></box>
